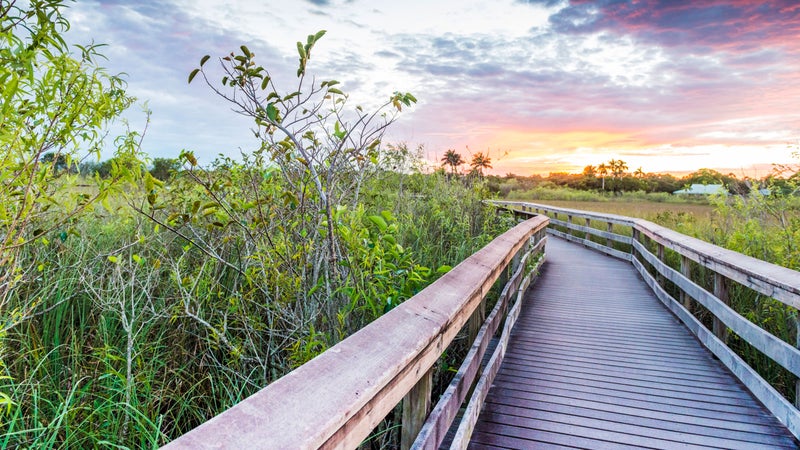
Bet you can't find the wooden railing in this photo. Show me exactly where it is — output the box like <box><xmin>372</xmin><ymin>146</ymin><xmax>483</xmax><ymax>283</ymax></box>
<box><xmin>495</xmin><ymin>200</ymin><xmax>800</xmax><ymax>439</ymax></box>
<box><xmin>162</xmin><ymin>215</ymin><xmax>549</xmax><ymax>449</ymax></box>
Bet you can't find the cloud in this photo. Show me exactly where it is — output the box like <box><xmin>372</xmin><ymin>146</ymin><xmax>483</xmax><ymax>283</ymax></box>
<box><xmin>61</xmin><ymin>0</ymin><xmax>800</xmax><ymax>176</ymax></box>
<box><xmin>541</xmin><ymin>0</ymin><xmax>800</xmax><ymax>55</ymax></box>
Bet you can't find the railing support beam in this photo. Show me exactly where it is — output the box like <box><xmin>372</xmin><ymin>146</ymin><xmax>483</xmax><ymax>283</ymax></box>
<box><xmin>401</xmin><ymin>369</ymin><xmax>432</xmax><ymax>450</ymax></box>
<box><xmin>713</xmin><ymin>273</ymin><xmax>730</xmax><ymax>343</ymax></box>
<box><xmin>680</xmin><ymin>255</ymin><xmax>692</xmax><ymax>310</ymax></box>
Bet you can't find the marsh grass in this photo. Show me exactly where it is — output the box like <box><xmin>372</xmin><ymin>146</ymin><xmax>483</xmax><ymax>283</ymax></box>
<box><xmin>1</xmin><ymin>171</ymin><xmax>511</xmax><ymax>448</ymax></box>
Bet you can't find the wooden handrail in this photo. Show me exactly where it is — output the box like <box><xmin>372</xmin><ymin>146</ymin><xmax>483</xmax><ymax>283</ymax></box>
<box><xmin>494</xmin><ymin>200</ymin><xmax>800</xmax><ymax>308</ymax></box>
<box><xmin>162</xmin><ymin>215</ymin><xmax>549</xmax><ymax>449</ymax></box>
<box><xmin>493</xmin><ymin>200</ymin><xmax>800</xmax><ymax>438</ymax></box>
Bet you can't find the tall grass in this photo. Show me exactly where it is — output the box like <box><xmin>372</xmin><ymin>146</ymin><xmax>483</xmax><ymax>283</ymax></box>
<box><xmin>1</xmin><ymin>171</ymin><xmax>510</xmax><ymax>448</ymax></box>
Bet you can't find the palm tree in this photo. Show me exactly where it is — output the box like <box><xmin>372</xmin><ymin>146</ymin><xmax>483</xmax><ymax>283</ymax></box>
<box><xmin>607</xmin><ymin>159</ymin><xmax>628</xmax><ymax>194</ymax></box>
<box><xmin>469</xmin><ymin>152</ymin><xmax>492</xmax><ymax>177</ymax></box>
<box><xmin>634</xmin><ymin>167</ymin><xmax>644</xmax><ymax>179</ymax></box>
<box><xmin>610</xmin><ymin>159</ymin><xmax>628</xmax><ymax>178</ymax></box>
<box><xmin>597</xmin><ymin>163</ymin><xmax>608</xmax><ymax>190</ymax></box>
<box><xmin>440</xmin><ymin>149</ymin><xmax>464</xmax><ymax>175</ymax></box>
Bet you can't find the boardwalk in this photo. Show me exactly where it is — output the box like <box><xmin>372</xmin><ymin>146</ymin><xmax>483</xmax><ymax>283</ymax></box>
<box><xmin>470</xmin><ymin>236</ymin><xmax>798</xmax><ymax>449</ymax></box>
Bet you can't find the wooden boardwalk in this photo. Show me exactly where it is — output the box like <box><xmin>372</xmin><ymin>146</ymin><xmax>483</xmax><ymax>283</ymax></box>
<box><xmin>470</xmin><ymin>236</ymin><xmax>799</xmax><ymax>449</ymax></box>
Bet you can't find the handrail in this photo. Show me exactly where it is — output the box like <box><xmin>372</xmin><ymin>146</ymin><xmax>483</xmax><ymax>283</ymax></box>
<box><xmin>493</xmin><ymin>200</ymin><xmax>800</xmax><ymax>438</ymax></box>
<box><xmin>162</xmin><ymin>215</ymin><xmax>549</xmax><ymax>449</ymax></box>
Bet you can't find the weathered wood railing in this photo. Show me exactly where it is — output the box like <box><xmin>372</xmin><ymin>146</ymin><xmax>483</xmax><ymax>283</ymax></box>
<box><xmin>162</xmin><ymin>215</ymin><xmax>549</xmax><ymax>449</ymax></box>
<box><xmin>494</xmin><ymin>200</ymin><xmax>800</xmax><ymax>439</ymax></box>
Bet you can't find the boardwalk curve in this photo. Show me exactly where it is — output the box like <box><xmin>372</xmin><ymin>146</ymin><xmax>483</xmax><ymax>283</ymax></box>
<box><xmin>470</xmin><ymin>236</ymin><xmax>798</xmax><ymax>449</ymax></box>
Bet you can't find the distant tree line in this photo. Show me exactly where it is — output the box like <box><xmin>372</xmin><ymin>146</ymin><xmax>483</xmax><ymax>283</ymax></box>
<box><xmin>483</xmin><ymin>159</ymin><xmax>798</xmax><ymax>196</ymax></box>
<box><xmin>40</xmin><ymin>151</ymin><xmax>182</xmax><ymax>181</ymax></box>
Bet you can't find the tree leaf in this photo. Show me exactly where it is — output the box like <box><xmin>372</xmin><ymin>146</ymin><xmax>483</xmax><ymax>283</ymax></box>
<box><xmin>368</xmin><ymin>215</ymin><xmax>388</xmax><ymax>232</ymax></box>
<box><xmin>266</xmin><ymin>103</ymin><xmax>278</xmax><ymax>122</ymax></box>
<box><xmin>200</xmin><ymin>55</ymin><xmax>210</xmax><ymax>66</ymax></box>
<box><xmin>188</xmin><ymin>68</ymin><xmax>200</xmax><ymax>84</ymax></box>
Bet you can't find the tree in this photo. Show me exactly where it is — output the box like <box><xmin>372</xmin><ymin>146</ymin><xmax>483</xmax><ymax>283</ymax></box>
<box><xmin>634</xmin><ymin>167</ymin><xmax>645</xmax><ymax>179</ymax></box>
<box><xmin>607</xmin><ymin>159</ymin><xmax>628</xmax><ymax>194</ymax></box>
<box><xmin>597</xmin><ymin>163</ymin><xmax>608</xmax><ymax>190</ymax></box>
<box><xmin>0</xmin><ymin>1</ymin><xmax>141</xmax><ymax>330</ymax></box>
<box><xmin>181</xmin><ymin>32</ymin><xmax>415</xmax><ymax>287</ymax></box>
<box><xmin>609</xmin><ymin>158</ymin><xmax>628</xmax><ymax>178</ymax></box>
<box><xmin>149</xmin><ymin>157</ymin><xmax>181</xmax><ymax>181</ymax></box>
<box><xmin>441</xmin><ymin>149</ymin><xmax>465</xmax><ymax>175</ymax></box>
<box><xmin>469</xmin><ymin>152</ymin><xmax>492</xmax><ymax>177</ymax></box>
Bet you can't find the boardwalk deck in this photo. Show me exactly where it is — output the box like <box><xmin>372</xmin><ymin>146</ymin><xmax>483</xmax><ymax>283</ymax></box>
<box><xmin>469</xmin><ymin>236</ymin><xmax>799</xmax><ymax>449</ymax></box>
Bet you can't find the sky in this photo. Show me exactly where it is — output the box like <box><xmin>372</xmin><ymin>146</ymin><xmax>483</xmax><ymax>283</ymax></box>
<box><xmin>63</xmin><ymin>0</ymin><xmax>800</xmax><ymax>177</ymax></box>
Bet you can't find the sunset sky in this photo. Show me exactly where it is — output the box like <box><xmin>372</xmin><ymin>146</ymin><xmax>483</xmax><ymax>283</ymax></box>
<box><xmin>65</xmin><ymin>0</ymin><xmax>800</xmax><ymax>176</ymax></box>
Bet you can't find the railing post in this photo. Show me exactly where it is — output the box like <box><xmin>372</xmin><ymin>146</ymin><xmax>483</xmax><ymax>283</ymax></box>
<box><xmin>680</xmin><ymin>255</ymin><xmax>692</xmax><ymax>310</ymax></box>
<box><xmin>468</xmin><ymin>298</ymin><xmax>486</xmax><ymax>345</ymax></box>
<box><xmin>584</xmin><ymin>218</ymin><xmax>591</xmax><ymax>241</ymax></box>
<box><xmin>606</xmin><ymin>222</ymin><xmax>613</xmax><ymax>248</ymax></box>
<box><xmin>567</xmin><ymin>214</ymin><xmax>573</xmax><ymax>238</ymax></box>
<box><xmin>401</xmin><ymin>369</ymin><xmax>432</xmax><ymax>450</ymax></box>
<box><xmin>712</xmin><ymin>273</ymin><xmax>729</xmax><ymax>343</ymax></box>
<box><xmin>794</xmin><ymin>312</ymin><xmax>800</xmax><ymax>409</ymax></box>
<box><xmin>657</xmin><ymin>243</ymin><xmax>665</xmax><ymax>287</ymax></box>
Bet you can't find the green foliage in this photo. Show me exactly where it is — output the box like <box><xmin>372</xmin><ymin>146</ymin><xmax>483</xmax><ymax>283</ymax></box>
<box><xmin>0</xmin><ymin>1</ymin><xmax>144</xmax><ymax>332</ymax></box>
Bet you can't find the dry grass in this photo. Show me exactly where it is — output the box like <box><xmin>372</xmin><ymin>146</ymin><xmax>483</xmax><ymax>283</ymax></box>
<box><xmin>524</xmin><ymin>199</ymin><xmax>715</xmax><ymax>223</ymax></box>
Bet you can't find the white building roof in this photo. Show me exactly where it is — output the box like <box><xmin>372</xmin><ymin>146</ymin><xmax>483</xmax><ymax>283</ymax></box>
<box><xmin>673</xmin><ymin>184</ymin><xmax>726</xmax><ymax>195</ymax></box>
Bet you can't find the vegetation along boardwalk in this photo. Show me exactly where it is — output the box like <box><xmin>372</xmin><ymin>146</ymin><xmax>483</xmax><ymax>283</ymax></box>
<box><xmin>470</xmin><ymin>236</ymin><xmax>797</xmax><ymax>449</ymax></box>
<box><xmin>164</xmin><ymin>202</ymin><xmax>800</xmax><ymax>449</ymax></box>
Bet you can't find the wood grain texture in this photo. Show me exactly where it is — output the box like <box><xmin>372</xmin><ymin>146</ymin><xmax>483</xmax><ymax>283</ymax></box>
<box><xmin>469</xmin><ymin>237</ymin><xmax>798</xmax><ymax>449</ymax></box>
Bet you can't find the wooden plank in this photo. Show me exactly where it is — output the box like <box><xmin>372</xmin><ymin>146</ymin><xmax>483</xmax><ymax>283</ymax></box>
<box><xmin>480</xmin><ymin>406</ymin><xmax>797</xmax><ymax>449</ymax></box>
<box><xmin>635</xmin><ymin>220</ymin><xmax>800</xmax><ymax>308</ymax></box>
<box><xmin>502</xmin><ymin>354</ymin><xmax>737</xmax><ymax>388</ymax></box>
<box><xmin>680</xmin><ymin>254</ymin><xmax>692</xmax><ymax>309</ymax></box>
<box><xmin>402</xmin><ymin>369</ymin><xmax>432</xmax><ymax>450</ymax></box>
<box><xmin>486</xmin><ymin>390</ymin><xmax>781</xmax><ymax>432</ymax></box>
<box><xmin>497</xmin><ymin>364</ymin><xmax>755</xmax><ymax>401</ymax></box>
<box><xmin>548</xmin><ymin>217</ymin><xmax>632</xmax><ymax>244</ymax></box>
<box><xmin>501</xmin><ymin>199</ymin><xmax>800</xmax><ymax>309</ymax></box>
<box><xmin>470</xmin><ymin>236</ymin><xmax>797</xmax><ymax>448</ymax></box>
<box><xmin>508</xmin><ymin>333</ymin><xmax>721</xmax><ymax>364</ymax></box>
<box><xmin>493</xmin><ymin>371</ymin><xmax>759</xmax><ymax>409</ymax></box>
<box><xmin>491</xmin><ymin>200</ymin><xmax>636</xmax><ymax>226</ymax></box>
<box><xmin>634</xmin><ymin>239</ymin><xmax>800</xmax><ymax>378</ymax></box>
<box><xmin>473</xmin><ymin>418</ymin><xmax>710</xmax><ymax>450</ymax></box>
<box><xmin>505</xmin><ymin>345</ymin><xmax>735</xmax><ymax>378</ymax></box>
<box><xmin>632</xmin><ymin>257</ymin><xmax>800</xmax><ymax>440</ymax></box>
<box><xmin>162</xmin><ymin>216</ymin><xmax>548</xmax><ymax>450</ymax></box>
<box><xmin>546</xmin><ymin>228</ymin><xmax>632</xmax><ymax>261</ymax></box>
<box><xmin>487</xmin><ymin>386</ymin><xmax>785</xmax><ymax>433</ymax></box>
<box><xmin>713</xmin><ymin>272</ymin><xmax>730</xmax><ymax>342</ymax></box>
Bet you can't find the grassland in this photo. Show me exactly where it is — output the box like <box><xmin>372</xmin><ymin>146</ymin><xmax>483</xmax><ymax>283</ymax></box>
<box><xmin>518</xmin><ymin>198</ymin><xmax>715</xmax><ymax>222</ymax></box>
